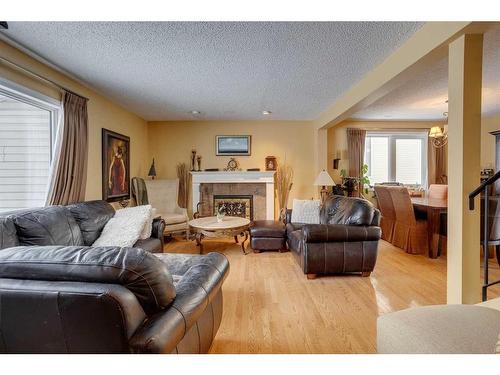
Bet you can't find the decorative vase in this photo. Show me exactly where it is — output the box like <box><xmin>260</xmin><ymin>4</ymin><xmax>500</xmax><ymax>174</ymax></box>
<box><xmin>216</xmin><ymin>207</ymin><xmax>226</xmax><ymax>223</ymax></box>
<box><xmin>196</xmin><ymin>155</ymin><xmax>202</xmax><ymax>171</ymax></box>
<box><xmin>190</xmin><ymin>149</ymin><xmax>196</xmax><ymax>171</ymax></box>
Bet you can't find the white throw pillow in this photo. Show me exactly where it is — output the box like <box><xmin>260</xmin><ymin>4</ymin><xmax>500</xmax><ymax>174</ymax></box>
<box><xmin>139</xmin><ymin>207</ymin><xmax>157</xmax><ymax>240</ymax></box>
<box><xmin>290</xmin><ymin>199</ymin><xmax>321</xmax><ymax>224</ymax></box>
<box><xmin>93</xmin><ymin>205</ymin><xmax>152</xmax><ymax>247</ymax></box>
<box><xmin>114</xmin><ymin>205</ymin><xmax>155</xmax><ymax>240</ymax></box>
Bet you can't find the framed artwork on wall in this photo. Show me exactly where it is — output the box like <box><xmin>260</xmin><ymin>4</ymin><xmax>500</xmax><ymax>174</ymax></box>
<box><xmin>102</xmin><ymin>128</ymin><xmax>130</xmax><ymax>202</ymax></box>
<box><xmin>215</xmin><ymin>135</ymin><xmax>251</xmax><ymax>156</ymax></box>
<box><xmin>265</xmin><ymin>156</ymin><xmax>277</xmax><ymax>171</ymax></box>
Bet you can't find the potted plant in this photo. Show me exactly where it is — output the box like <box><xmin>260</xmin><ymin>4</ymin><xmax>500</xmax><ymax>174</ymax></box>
<box><xmin>359</xmin><ymin>164</ymin><xmax>371</xmax><ymax>197</ymax></box>
<box><xmin>340</xmin><ymin>164</ymin><xmax>371</xmax><ymax>198</ymax></box>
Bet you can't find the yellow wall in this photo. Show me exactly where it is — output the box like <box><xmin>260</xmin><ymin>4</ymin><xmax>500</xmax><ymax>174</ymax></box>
<box><xmin>0</xmin><ymin>40</ymin><xmax>149</xmax><ymax>201</ymax></box>
<box><xmin>147</xmin><ymin>120</ymin><xmax>318</xmax><ymax>213</ymax></box>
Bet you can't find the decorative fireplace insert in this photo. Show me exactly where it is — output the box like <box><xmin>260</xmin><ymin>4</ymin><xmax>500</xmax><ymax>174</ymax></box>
<box><xmin>213</xmin><ymin>195</ymin><xmax>253</xmax><ymax>220</ymax></box>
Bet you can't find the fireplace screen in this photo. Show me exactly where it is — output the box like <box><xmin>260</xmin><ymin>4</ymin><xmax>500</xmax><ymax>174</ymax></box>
<box><xmin>213</xmin><ymin>195</ymin><xmax>253</xmax><ymax>220</ymax></box>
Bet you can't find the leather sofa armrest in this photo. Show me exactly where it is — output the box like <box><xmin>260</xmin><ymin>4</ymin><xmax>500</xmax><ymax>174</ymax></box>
<box><xmin>129</xmin><ymin>253</ymin><xmax>229</xmax><ymax>353</ymax></box>
<box><xmin>151</xmin><ymin>217</ymin><xmax>165</xmax><ymax>247</ymax></box>
<box><xmin>286</xmin><ymin>222</ymin><xmax>304</xmax><ymax>236</ymax></box>
<box><xmin>302</xmin><ymin>224</ymin><xmax>381</xmax><ymax>243</ymax></box>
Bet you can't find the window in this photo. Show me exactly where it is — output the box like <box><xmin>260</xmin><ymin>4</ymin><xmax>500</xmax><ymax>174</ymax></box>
<box><xmin>364</xmin><ymin>131</ymin><xmax>428</xmax><ymax>187</ymax></box>
<box><xmin>0</xmin><ymin>80</ymin><xmax>59</xmax><ymax>212</ymax></box>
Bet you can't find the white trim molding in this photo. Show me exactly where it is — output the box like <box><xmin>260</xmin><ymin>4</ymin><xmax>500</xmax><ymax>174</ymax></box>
<box><xmin>190</xmin><ymin>171</ymin><xmax>276</xmax><ymax>220</ymax></box>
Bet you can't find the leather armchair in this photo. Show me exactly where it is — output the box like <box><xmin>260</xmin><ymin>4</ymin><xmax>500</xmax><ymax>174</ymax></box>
<box><xmin>285</xmin><ymin>195</ymin><xmax>381</xmax><ymax>279</ymax></box>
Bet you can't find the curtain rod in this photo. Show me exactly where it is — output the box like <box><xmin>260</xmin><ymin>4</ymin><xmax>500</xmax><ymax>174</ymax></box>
<box><xmin>0</xmin><ymin>55</ymin><xmax>89</xmax><ymax>101</ymax></box>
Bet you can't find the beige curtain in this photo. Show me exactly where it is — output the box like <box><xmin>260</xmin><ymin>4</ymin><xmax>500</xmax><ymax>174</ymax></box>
<box><xmin>347</xmin><ymin>128</ymin><xmax>366</xmax><ymax>194</ymax></box>
<box><xmin>46</xmin><ymin>91</ymin><xmax>88</xmax><ymax>205</ymax></box>
<box><xmin>427</xmin><ymin>139</ymin><xmax>448</xmax><ymax>185</ymax></box>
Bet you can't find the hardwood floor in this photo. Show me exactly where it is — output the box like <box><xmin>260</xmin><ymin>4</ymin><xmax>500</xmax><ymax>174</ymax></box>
<box><xmin>164</xmin><ymin>237</ymin><xmax>500</xmax><ymax>353</ymax></box>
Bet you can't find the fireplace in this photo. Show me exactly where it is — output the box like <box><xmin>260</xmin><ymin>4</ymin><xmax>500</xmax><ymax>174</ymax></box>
<box><xmin>213</xmin><ymin>195</ymin><xmax>253</xmax><ymax>220</ymax></box>
<box><xmin>190</xmin><ymin>171</ymin><xmax>276</xmax><ymax>220</ymax></box>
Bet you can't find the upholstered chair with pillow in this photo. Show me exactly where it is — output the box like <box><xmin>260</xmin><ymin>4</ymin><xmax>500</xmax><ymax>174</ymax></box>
<box><xmin>285</xmin><ymin>195</ymin><xmax>381</xmax><ymax>279</ymax></box>
<box><xmin>145</xmin><ymin>179</ymin><xmax>189</xmax><ymax>237</ymax></box>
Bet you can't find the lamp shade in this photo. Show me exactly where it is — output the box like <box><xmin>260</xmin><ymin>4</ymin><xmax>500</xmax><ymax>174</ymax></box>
<box><xmin>148</xmin><ymin>158</ymin><xmax>157</xmax><ymax>177</ymax></box>
<box><xmin>429</xmin><ymin>126</ymin><xmax>444</xmax><ymax>138</ymax></box>
<box><xmin>314</xmin><ymin>170</ymin><xmax>334</xmax><ymax>186</ymax></box>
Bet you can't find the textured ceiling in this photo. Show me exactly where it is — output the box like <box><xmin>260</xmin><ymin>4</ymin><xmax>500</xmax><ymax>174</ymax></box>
<box><xmin>2</xmin><ymin>22</ymin><xmax>422</xmax><ymax>121</ymax></box>
<box><xmin>352</xmin><ymin>24</ymin><xmax>500</xmax><ymax>121</ymax></box>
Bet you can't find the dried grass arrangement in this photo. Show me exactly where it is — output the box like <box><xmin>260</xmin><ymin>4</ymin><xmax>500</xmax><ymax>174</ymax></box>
<box><xmin>177</xmin><ymin>162</ymin><xmax>190</xmax><ymax>209</ymax></box>
<box><xmin>276</xmin><ymin>163</ymin><xmax>293</xmax><ymax>221</ymax></box>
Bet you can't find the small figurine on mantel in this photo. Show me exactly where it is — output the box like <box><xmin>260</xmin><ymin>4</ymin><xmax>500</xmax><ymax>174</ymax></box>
<box><xmin>190</xmin><ymin>149</ymin><xmax>197</xmax><ymax>171</ymax></box>
<box><xmin>196</xmin><ymin>155</ymin><xmax>202</xmax><ymax>171</ymax></box>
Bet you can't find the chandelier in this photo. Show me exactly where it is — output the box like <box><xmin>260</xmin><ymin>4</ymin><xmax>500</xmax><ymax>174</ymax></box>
<box><xmin>429</xmin><ymin>111</ymin><xmax>448</xmax><ymax>148</ymax></box>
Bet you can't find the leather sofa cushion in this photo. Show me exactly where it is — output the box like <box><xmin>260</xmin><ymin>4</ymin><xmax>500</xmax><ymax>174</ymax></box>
<box><xmin>320</xmin><ymin>195</ymin><xmax>378</xmax><ymax>226</ymax></box>
<box><xmin>0</xmin><ymin>245</ymin><xmax>176</xmax><ymax>315</ymax></box>
<box><xmin>12</xmin><ymin>206</ymin><xmax>84</xmax><ymax>247</ymax></box>
<box><xmin>249</xmin><ymin>220</ymin><xmax>286</xmax><ymax>238</ymax></box>
<box><xmin>0</xmin><ymin>217</ymin><xmax>18</xmax><ymax>250</ymax></box>
<box><xmin>67</xmin><ymin>200</ymin><xmax>115</xmax><ymax>245</ymax></box>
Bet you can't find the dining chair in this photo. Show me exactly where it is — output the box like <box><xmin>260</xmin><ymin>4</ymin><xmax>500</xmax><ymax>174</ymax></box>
<box><xmin>388</xmin><ymin>186</ymin><xmax>429</xmax><ymax>255</ymax></box>
<box><xmin>374</xmin><ymin>185</ymin><xmax>396</xmax><ymax>242</ymax></box>
<box><xmin>427</xmin><ymin>184</ymin><xmax>448</xmax><ymax>255</ymax></box>
<box><xmin>428</xmin><ymin>184</ymin><xmax>448</xmax><ymax>200</ymax></box>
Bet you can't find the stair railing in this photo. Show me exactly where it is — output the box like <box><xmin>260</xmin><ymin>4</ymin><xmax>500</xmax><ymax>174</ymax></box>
<box><xmin>469</xmin><ymin>169</ymin><xmax>500</xmax><ymax>301</ymax></box>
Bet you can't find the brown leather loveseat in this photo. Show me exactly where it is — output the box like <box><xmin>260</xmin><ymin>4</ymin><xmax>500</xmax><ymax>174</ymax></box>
<box><xmin>286</xmin><ymin>195</ymin><xmax>381</xmax><ymax>279</ymax></box>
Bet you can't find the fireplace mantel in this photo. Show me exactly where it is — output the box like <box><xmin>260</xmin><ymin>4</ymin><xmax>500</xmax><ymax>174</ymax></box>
<box><xmin>190</xmin><ymin>171</ymin><xmax>275</xmax><ymax>220</ymax></box>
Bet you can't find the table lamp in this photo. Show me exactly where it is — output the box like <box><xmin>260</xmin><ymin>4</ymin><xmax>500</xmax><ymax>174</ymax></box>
<box><xmin>314</xmin><ymin>170</ymin><xmax>334</xmax><ymax>203</ymax></box>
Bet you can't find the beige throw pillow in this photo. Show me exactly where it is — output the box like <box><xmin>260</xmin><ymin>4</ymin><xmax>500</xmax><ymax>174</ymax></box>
<box><xmin>290</xmin><ymin>199</ymin><xmax>321</xmax><ymax>224</ymax></box>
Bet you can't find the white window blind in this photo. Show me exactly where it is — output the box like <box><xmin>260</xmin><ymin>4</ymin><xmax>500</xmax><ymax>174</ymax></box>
<box><xmin>0</xmin><ymin>84</ymin><xmax>58</xmax><ymax>212</ymax></box>
<box><xmin>395</xmin><ymin>139</ymin><xmax>422</xmax><ymax>185</ymax></box>
<box><xmin>364</xmin><ymin>131</ymin><xmax>427</xmax><ymax>187</ymax></box>
<box><xmin>364</xmin><ymin>136</ymin><xmax>389</xmax><ymax>184</ymax></box>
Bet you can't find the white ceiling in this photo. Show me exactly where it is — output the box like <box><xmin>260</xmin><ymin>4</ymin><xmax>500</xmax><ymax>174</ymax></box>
<box><xmin>2</xmin><ymin>22</ymin><xmax>423</xmax><ymax>121</ymax></box>
<box><xmin>351</xmin><ymin>24</ymin><xmax>500</xmax><ymax>121</ymax></box>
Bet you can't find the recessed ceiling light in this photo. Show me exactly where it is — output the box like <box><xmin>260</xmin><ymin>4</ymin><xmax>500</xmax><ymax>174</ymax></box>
<box><xmin>262</xmin><ymin>110</ymin><xmax>272</xmax><ymax>115</ymax></box>
<box><xmin>190</xmin><ymin>110</ymin><xmax>201</xmax><ymax>115</ymax></box>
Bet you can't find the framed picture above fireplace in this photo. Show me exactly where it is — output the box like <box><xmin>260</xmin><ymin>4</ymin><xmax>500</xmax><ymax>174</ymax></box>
<box><xmin>216</xmin><ymin>135</ymin><xmax>251</xmax><ymax>156</ymax></box>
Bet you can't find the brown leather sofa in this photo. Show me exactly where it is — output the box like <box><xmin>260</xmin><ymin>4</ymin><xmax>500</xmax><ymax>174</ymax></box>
<box><xmin>0</xmin><ymin>202</ymin><xmax>229</xmax><ymax>353</ymax></box>
<box><xmin>286</xmin><ymin>195</ymin><xmax>381</xmax><ymax>279</ymax></box>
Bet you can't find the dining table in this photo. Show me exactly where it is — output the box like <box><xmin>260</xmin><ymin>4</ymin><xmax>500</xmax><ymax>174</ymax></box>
<box><xmin>411</xmin><ymin>197</ymin><xmax>448</xmax><ymax>259</ymax></box>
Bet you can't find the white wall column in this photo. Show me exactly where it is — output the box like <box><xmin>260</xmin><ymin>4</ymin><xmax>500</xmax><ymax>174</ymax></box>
<box><xmin>447</xmin><ymin>34</ymin><xmax>483</xmax><ymax>304</ymax></box>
